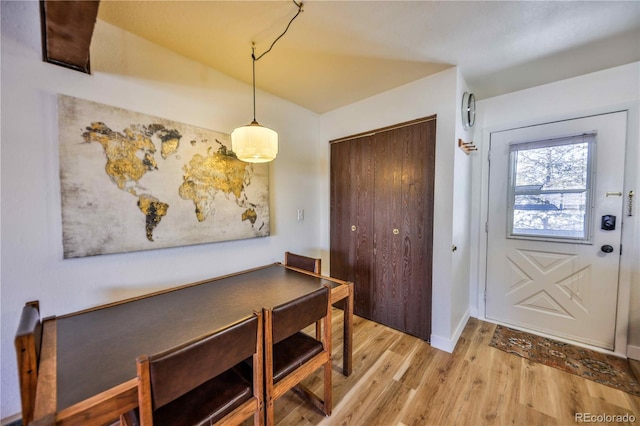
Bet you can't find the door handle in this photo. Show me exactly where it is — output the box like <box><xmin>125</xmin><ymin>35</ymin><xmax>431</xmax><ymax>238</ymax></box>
<box><xmin>601</xmin><ymin>245</ymin><xmax>614</xmax><ymax>254</ymax></box>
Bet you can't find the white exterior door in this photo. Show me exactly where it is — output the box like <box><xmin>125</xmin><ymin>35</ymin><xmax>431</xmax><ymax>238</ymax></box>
<box><xmin>486</xmin><ymin>112</ymin><xmax>627</xmax><ymax>350</ymax></box>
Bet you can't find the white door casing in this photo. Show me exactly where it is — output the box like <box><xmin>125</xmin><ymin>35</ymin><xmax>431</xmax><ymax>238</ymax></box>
<box><xmin>485</xmin><ymin>112</ymin><xmax>627</xmax><ymax>350</ymax></box>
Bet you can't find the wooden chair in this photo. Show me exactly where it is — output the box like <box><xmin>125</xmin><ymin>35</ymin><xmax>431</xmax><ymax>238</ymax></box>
<box><xmin>263</xmin><ymin>286</ymin><xmax>332</xmax><ymax>425</ymax></box>
<box><xmin>284</xmin><ymin>251</ymin><xmax>324</xmax><ymax>339</ymax></box>
<box><xmin>14</xmin><ymin>300</ymin><xmax>42</xmax><ymax>426</ymax></box>
<box><xmin>284</xmin><ymin>251</ymin><xmax>321</xmax><ymax>274</ymax></box>
<box><xmin>136</xmin><ymin>312</ymin><xmax>263</xmax><ymax>426</ymax></box>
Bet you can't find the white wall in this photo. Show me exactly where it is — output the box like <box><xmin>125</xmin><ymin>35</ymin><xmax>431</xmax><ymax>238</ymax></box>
<box><xmin>470</xmin><ymin>62</ymin><xmax>640</xmax><ymax>358</ymax></box>
<box><xmin>450</xmin><ymin>71</ymin><xmax>473</xmax><ymax>342</ymax></box>
<box><xmin>0</xmin><ymin>1</ymin><xmax>323</xmax><ymax>418</ymax></box>
<box><xmin>319</xmin><ymin>67</ymin><xmax>473</xmax><ymax>352</ymax></box>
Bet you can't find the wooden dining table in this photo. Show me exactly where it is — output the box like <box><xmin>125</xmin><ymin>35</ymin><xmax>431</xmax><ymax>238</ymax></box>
<box><xmin>31</xmin><ymin>263</ymin><xmax>353</xmax><ymax>426</ymax></box>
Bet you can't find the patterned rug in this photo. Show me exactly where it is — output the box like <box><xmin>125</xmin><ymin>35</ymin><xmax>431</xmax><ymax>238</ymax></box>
<box><xmin>489</xmin><ymin>325</ymin><xmax>640</xmax><ymax>396</ymax></box>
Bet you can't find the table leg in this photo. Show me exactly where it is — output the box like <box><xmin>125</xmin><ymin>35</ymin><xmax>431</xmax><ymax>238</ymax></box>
<box><xmin>343</xmin><ymin>282</ymin><xmax>353</xmax><ymax>376</ymax></box>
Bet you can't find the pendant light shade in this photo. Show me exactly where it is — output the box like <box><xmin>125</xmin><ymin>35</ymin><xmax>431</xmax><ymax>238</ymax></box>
<box><xmin>231</xmin><ymin>120</ymin><xmax>278</xmax><ymax>163</ymax></box>
<box><xmin>230</xmin><ymin>51</ymin><xmax>279</xmax><ymax>164</ymax></box>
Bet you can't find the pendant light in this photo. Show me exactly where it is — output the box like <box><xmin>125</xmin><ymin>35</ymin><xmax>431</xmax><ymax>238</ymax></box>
<box><xmin>231</xmin><ymin>45</ymin><xmax>278</xmax><ymax>163</ymax></box>
<box><xmin>231</xmin><ymin>1</ymin><xmax>303</xmax><ymax>163</ymax></box>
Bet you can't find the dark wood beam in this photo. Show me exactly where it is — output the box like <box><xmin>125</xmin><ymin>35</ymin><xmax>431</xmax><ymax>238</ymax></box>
<box><xmin>40</xmin><ymin>0</ymin><xmax>100</xmax><ymax>74</ymax></box>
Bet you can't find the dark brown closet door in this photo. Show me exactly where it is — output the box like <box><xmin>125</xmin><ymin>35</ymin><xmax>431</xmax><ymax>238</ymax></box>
<box><xmin>372</xmin><ymin>121</ymin><xmax>434</xmax><ymax>340</ymax></box>
<box><xmin>400</xmin><ymin>120</ymin><xmax>435</xmax><ymax>340</ymax></box>
<box><xmin>372</xmin><ymin>127</ymin><xmax>405</xmax><ymax>330</ymax></box>
<box><xmin>330</xmin><ymin>136</ymin><xmax>374</xmax><ymax>317</ymax></box>
<box><xmin>330</xmin><ymin>141</ymin><xmax>352</xmax><ymax>281</ymax></box>
<box><xmin>330</xmin><ymin>117</ymin><xmax>435</xmax><ymax>341</ymax></box>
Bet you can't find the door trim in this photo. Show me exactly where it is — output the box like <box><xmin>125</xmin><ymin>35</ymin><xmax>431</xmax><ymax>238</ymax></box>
<box><xmin>474</xmin><ymin>109</ymin><xmax>635</xmax><ymax>357</ymax></box>
<box><xmin>329</xmin><ymin>115</ymin><xmax>437</xmax><ymax>144</ymax></box>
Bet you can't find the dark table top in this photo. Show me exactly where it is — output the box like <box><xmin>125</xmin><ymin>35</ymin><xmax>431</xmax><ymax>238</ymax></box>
<box><xmin>55</xmin><ymin>264</ymin><xmax>335</xmax><ymax>410</ymax></box>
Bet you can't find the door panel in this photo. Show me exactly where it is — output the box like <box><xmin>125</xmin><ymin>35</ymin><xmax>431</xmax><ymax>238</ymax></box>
<box><xmin>402</xmin><ymin>121</ymin><xmax>435</xmax><ymax>339</ymax></box>
<box><xmin>373</xmin><ymin>127</ymin><xmax>404</xmax><ymax>329</ymax></box>
<box><xmin>486</xmin><ymin>112</ymin><xmax>627</xmax><ymax>349</ymax></box>
<box><xmin>330</xmin><ymin>141</ymin><xmax>352</xmax><ymax>282</ymax></box>
<box><xmin>330</xmin><ymin>137</ymin><xmax>374</xmax><ymax>317</ymax></box>
<box><xmin>352</xmin><ymin>136</ymin><xmax>375</xmax><ymax>317</ymax></box>
<box><xmin>372</xmin><ymin>122</ymin><xmax>435</xmax><ymax>340</ymax></box>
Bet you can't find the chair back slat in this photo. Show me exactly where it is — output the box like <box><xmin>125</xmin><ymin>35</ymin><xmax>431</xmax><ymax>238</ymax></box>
<box><xmin>148</xmin><ymin>315</ymin><xmax>258</xmax><ymax>409</ymax></box>
<box><xmin>271</xmin><ymin>287</ymin><xmax>328</xmax><ymax>345</ymax></box>
<box><xmin>284</xmin><ymin>252</ymin><xmax>321</xmax><ymax>274</ymax></box>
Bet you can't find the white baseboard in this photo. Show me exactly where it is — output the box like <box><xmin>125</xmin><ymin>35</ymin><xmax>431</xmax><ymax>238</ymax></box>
<box><xmin>430</xmin><ymin>333</ymin><xmax>454</xmax><ymax>353</ymax></box>
<box><xmin>627</xmin><ymin>344</ymin><xmax>640</xmax><ymax>361</ymax></box>
<box><xmin>430</xmin><ymin>309</ymin><xmax>471</xmax><ymax>353</ymax></box>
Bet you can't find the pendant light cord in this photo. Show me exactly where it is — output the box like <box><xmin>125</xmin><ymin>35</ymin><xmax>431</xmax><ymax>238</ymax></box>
<box><xmin>249</xmin><ymin>0</ymin><xmax>303</xmax><ymax>124</ymax></box>
<box><xmin>252</xmin><ymin>44</ymin><xmax>257</xmax><ymax>123</ymax></box>
<box><xmin>253</xmin><ymin>0</ymin><xmax>304</xmax><ymax>62</ymax></box>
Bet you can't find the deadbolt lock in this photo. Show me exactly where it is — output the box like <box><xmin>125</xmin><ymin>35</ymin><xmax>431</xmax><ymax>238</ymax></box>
<box><xmin>351</xmin><ymin>225</ymin><xmax>356</xmax><ymax>232</ymax></box>
<box><xmin>393</xmin><ymin>229</ymin><xmax>399</xmax><ymax>235</ymax></box>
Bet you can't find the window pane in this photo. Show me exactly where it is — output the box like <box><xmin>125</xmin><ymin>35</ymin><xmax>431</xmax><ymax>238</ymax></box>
<box><xmin>514</xmin><ymin>143</ymin><xmax>588</xmax><ymax>190</ymax></box>
<box><xmin>513</xmin><ymin>192</ymin><xmax>587</xmax><ymax>238</ymax></box>
<box><xmin>509</xmin><ymin>135</ymin><xmax>593</xmax><ymax>242</ymax></box>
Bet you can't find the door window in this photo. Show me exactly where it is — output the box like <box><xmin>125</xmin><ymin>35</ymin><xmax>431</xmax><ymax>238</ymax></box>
<box><xmin>507</xmin><ymin>133</ymin><xmax>595</xmax><ymax>242</ymax></box>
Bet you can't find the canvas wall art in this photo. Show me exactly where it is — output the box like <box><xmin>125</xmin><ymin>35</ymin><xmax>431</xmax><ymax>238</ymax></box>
<box><xmin>58</xmin><ymin>95</ymin><xmax>270</xmax><ymax>258</ymax></box>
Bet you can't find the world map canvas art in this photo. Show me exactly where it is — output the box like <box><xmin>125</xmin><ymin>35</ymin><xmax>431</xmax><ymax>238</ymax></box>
<box><xmin>58</xmin><ymin>95</ymin><xmax>270</xmax><ymax>258</ymax></box>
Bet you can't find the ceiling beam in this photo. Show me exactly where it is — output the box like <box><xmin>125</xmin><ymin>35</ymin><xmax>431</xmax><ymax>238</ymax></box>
<box><xmin>40</xmin><ymin>0</ymin><xmax>100</xmax><ymax>74</ymax></box>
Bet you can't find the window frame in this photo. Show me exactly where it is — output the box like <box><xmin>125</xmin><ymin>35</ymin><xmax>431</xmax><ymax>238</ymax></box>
<box><xmin>506</xmin><ymin>132</ymin><xmax>596</xmax><ymax>244</ymax></box>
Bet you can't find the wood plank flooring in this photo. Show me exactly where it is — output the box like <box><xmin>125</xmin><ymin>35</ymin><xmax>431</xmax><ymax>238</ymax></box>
<box><xmin>269</xmin><ymin>308</ymin><xmax>640</xmax><ymax>425</ymax></box>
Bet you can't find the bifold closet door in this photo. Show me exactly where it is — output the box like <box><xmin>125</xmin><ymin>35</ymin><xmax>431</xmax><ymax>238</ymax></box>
<box><xmin>403</xmin><ymin>120</ymin><xmax>435</xmax><ymax>341</ymax></box>
<box><xmin>330</xmin><ymin>117</ymin><xmax>435</xmax><ymax>341</ymax></box>
<box><xmin>372</xmin><ymin>121</ymin><xmax>434</xmax><ymax>340</ymax></box>
<box><xmin>330</xmin><ymin>136</ymin><xmax>374</xmax><ymax>317</ymax></box>
<box><xmin>372</xmin><ymin>127</ymin><xmax>404</xmax><ymax>331</ymax></box>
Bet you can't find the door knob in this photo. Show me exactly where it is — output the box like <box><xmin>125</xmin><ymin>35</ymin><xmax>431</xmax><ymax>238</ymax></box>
<box><xmin>601</xmin><ymin>245</ymin><xmax>614</xmax><ymax>253</ymax></box>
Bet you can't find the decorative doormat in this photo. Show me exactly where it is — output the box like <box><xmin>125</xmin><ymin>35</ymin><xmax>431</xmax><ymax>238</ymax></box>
<box><xmin>489</xmin><ymin>325</ymin><xmax>640</xmax><ymax>396</ymax></box>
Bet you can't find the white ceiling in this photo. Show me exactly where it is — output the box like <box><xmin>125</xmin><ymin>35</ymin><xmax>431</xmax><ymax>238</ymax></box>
<box><xmin>98</xmin><ymin>0</ymin><xmax>640</xmax><ymax>114</ymax></box>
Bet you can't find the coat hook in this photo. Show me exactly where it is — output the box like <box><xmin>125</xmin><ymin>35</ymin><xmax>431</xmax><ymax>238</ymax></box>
<box><xmin>458</xmin><ymin>139</ymin><xmax>477</xmax><ymax>155</ymax></box>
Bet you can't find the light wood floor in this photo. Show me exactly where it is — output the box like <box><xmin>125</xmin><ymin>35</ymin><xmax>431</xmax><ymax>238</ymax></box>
<box><xmin>270</xmin><ymin>308</ymin><xmax>640</xmax><ymax>425</ymax></box>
